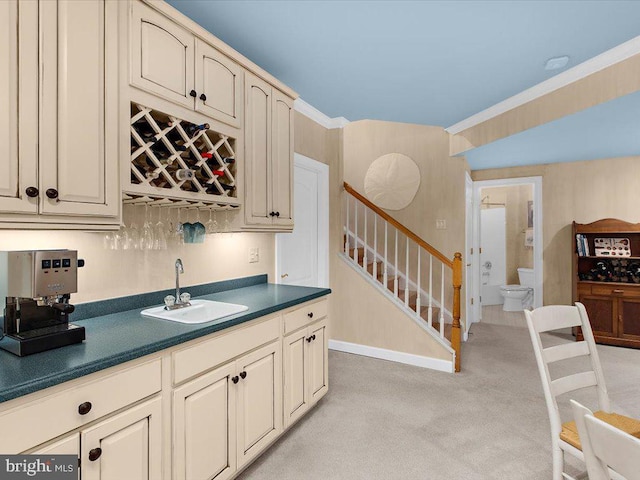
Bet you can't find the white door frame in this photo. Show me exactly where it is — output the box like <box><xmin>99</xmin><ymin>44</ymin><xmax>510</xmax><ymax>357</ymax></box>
<box><xmin>464</xmin><ymin>172</ymin><xmax>473</xmax><ymax>341</ymax></box>
<box><xmin>471</xmin><ymin>176</ymin><xmax>543</xmax><ymax>325</ymax></box>
<box><xmin>275</xmin><ymin>153</ymin><xmax>329</xmax><ymax>287</ymax></box>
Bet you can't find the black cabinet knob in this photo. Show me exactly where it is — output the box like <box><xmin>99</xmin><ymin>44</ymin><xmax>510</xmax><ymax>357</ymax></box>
<box><xmin>307</xmin><ymin>312</ymin><xmax>313</xmax><ymax>318</ymax></box>
<box><xmin>275</xmin><ymin>212</ymin><xmax>280</xmax><ymax>217</ymax></box>
<box><xmin>189</xmin><ymin>89</ymin><xmax>197</xmax><ymax>98</ymax></box>
<box><xmin>306</xmin><ymin>336</ymin><xmax>313</xmax><ymax>343</ymax></box>
<box><xmin>312</xmin><ymin>334</ymin><xmax>316</xmax><ymax>341</ymax></box>
<box><xmin>200</xmin><ymin>93</ymin><xmax>207</xmax><ymax>101</ymax></box>
<box><xmin>88</xmin><ymin>448</ymin><xmax>102</xmax><ymax>461</ymax></box>
<box><xmin>78</xmin><ymin>401</ymin><xmax>92</xmax><ymax>415</ymax></box>
<box><xmin>25</xmin><ymin>186</ymin><xmax>39</xmax><ymax>198</ymax></box>
<box><xmin>269</xmin><ymin>212</ymin><xmax>275</xmax><ymax>217</ymax></box>
<box><xmin>232</xmin><ymin>376</ymin><xmax>239</xmax><ymax>384</ymax></box>
<box><xmin>239</xmin><ymin>371</ymin><xmax>247</xmax><ymax>379</ymax></box>
<box><xmin>45</xmin><ymin>188</ymin><xmax>58</xmax><ymax>199</ymax></box>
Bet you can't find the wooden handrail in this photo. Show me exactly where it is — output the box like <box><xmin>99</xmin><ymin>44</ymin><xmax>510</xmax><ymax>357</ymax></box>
<box><xmin>344</xmin><ymin>182</ymin><xmax>453</xmax><ymax>268</ymax></box>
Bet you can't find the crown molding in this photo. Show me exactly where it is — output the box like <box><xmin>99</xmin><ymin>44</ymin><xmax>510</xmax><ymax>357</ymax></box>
<box><xmin>294</xmin><ymin>98</ymin><xmax>350</xmax><ymax>129</ymax></box>
<box><xmin>446</xmin><ymin>34</ymin><xmax>640</xmax><ymax>135</ymax></box>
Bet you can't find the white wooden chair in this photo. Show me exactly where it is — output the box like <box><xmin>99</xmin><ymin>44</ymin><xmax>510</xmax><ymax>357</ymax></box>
<box><xmin>524</xmin><ymin>303</ymin><xmax>640</xmax><ymax>480</ymax></box>
<box><xmin>571</xmin><ymin>399</ymin><xmax>640</xmax><ymax>480</ymax></box>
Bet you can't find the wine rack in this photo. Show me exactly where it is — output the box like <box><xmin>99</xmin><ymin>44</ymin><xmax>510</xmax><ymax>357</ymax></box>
<box><xmin>128</xmin><ymin>103</ymin><xmax>240</xmax><ymax>207</ymax></box>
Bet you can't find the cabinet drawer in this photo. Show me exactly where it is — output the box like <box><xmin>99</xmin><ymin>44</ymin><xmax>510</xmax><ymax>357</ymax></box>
<box><xmin>173</xmin><ymin>315</ymin><xmax>280</xmax><ymax>385</ymax></box>
<box><xmin>0</xmin><ymin>359</ymin><xmax>161</xmax><ymax>453</ymax></box>
<box><xmin>591</xmin><ymin>285</ymin><xmax>640</xmax><ymax>297</ymax></box>
<box><xmin>283</xmin><ymin>299</ymin><xmax>328</xmax><ymax>335</ymax></box>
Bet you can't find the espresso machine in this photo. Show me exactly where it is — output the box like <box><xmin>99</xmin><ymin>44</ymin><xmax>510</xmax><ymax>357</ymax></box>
<box><xmin>0</xmin><ymin>250</ymin><xmax>85</xmax><ymax>356</ymax></box>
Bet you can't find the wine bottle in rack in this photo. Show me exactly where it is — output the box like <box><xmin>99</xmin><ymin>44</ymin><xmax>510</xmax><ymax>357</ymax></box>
<box><xmin>200</xmin><ymin>152</ymin><xmax>213</xmax><ymax>159</ymax></box>
<box><xmin>218</xmin><ymin>183</ymin><xmax>235</xmax><ymax>192</ymax></box>
<box><xmin>221</xmin><ymin>157</ymin><xmax>235</xmax><ymax>164</ymax></box>
<box><xmin>185</xmin><ymin>123</ymin><xmax>210</xmax><ymax>135</ymax></box>
<box><xmin>132</xmin><ymin>119</ymin><xmax>159</xmax><ymax>142</ymax></box>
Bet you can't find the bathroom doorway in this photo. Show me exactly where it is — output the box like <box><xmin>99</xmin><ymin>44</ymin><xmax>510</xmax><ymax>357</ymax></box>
<box><xmin>469</xmin><ymin>177</ymin><xmax>543</xmax><ymax>329</ymax></box>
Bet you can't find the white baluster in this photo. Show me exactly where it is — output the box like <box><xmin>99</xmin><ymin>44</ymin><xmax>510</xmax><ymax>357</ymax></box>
<box><xmin>384</xmin><ymin>222</ymin><xmax>388</xmax><ymax>287</ymax></box>
<box><xmin>428</xmin><ymin>255</ymin><xmax>433</xmax><ymax>328</ymax></box>
<box><xmin>405</xmin><ymin>236</ymin><xmax>409</xmax><ymax>306</ymax></box>
<box><xmin>416</xmin><ymin>249</ymin><xmax>421</xmax><ymax>316</ymax></box>
<box><xmin>344</xmin><ymin>195</ymin><xmax>349</xmax><ymax>255</ymax></box>
<box><xmin>440</xmin><ymin>263</ymin><xmax>445</xmax><ymax>338</ymax></box>
<box><xmin>363</xmin><ymin>206</ymin><xmax>368</xmax><ymax>269</ymax></box>
<box><xmin>394</xmin><ymin>229</ymin><xmax>399</xmax><ymax>297</ymax></box>
<box><xmin>353</xmin><ymin>200</ymin><xmax>358</xmax><ymax>263</ymax></box>
<box><xmin>373</xmin><ymin>214</ymin><xmax>378</xmax><ymax>280</ymax></box>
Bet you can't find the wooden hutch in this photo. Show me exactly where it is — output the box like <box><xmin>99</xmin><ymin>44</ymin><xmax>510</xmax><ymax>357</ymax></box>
<box><xmin>573</xmin><ymin>219</ymin><xmax>640</xmax><ymax>348</ymax></box>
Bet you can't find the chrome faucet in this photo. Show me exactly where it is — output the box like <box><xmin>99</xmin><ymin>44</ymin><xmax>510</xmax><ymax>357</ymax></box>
<box><xmin>166</xmin><ymin>259</ymin><xmax>191</xmax><ymax>310</ymax></box>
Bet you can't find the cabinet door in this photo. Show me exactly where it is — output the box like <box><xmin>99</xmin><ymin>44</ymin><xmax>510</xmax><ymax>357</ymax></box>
<box><xmin>173</xmin><ymin>362</ymin><xmax>237</xmax><ymax>480</ymax></box>
<box><xmin>39</xmin><ymin>0</ymin><xmax>119</xmax><ymax>217</ymax></box>
<box><xmin>580</xmin><ymin>294</ymin><xmax>617</xmax><ymax>337</ymax></box>
<box><xmin>271</xmin><ymin>89</ymin><xmax>294</xmax><ymax>227</ymax></box>
<box><xmin>195</xmin><ymin>39</ymin><xmax>243</xmax><ymax>128</ymax></box>
<box><xmin>244</xmin><ymin>73</ymin><xmax>273</xmax><ymax>225</ymax></box>
<box><xmin>130</xmin><ymin>1</ymin><xmax>195</xmax><ymax>109</ymax></box>
<box><xmin>309</xmin><ymin>320</ymin><xmax>329</xmax><ymax>403</ymax></box>
<box><xmin>620</xmin><ymin>297</ymin><xmax>640</xmax><ymax>342</ymax></box>
<box><xmin>31</xmin><ymin>434</ymin><xmax>80</xmax><ymax>480</ymax></box>
<box><xmin>236</xmin><ymin>341</ymin><xmax>282</xmax><ymax>468</ymax></box>
<box><xmin>0</xmin><ymin>0</ymin><xmax>37</xmax><ymax>214</ymax></box>
<box><xmin>283</xmin><ymin>329</ymin><xmax>309</xmax><ymax>428</ymax></box>
<box><xmin>81</xmin><ymin>397</ymin><xmax>162</xmax><ymax>480</ymax></box>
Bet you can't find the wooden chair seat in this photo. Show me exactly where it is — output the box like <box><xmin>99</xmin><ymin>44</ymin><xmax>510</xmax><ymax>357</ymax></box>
<box><xmin>561</xmin><ymin>411</ymin><xmax>640</xmax><ymax>450</ymax></box>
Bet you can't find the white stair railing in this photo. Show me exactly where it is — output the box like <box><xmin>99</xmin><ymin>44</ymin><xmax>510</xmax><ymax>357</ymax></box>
<box><xmin>342</xmin><ymin>183</ymin><xmax>462</xmax><ymax>372</ymax></box>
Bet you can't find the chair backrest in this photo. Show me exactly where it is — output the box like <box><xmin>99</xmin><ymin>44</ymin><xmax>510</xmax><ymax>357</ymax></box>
<box><xmin>571</xmin><ymin>400</ymin><xmax>608</xmax><ymax>480</ymax></box>
<box><xmin>524</xmin><ymin>303</ymin><xmax>610</xmax><ymax>439</ymax></box>
<box><xmin>584</xmin><ymin>408</ymin><xmax>640</xmax><ymax>480</ymax></box>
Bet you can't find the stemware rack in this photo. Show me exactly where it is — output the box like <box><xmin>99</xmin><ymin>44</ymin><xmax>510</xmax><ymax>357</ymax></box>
<box><xmin>128</xmin><ymin>103</ymin><xmax>240</xmax><ymax>207</ymax></box>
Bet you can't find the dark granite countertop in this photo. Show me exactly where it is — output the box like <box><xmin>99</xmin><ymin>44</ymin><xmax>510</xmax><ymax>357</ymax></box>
<box><xmin>0</xmin><ymin>275</ymin><xmax>330</xmax><ymax>403</ymax></box>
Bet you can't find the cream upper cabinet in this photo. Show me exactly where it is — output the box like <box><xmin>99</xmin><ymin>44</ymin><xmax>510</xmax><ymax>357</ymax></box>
<box><xmin>38</xmin><ymin>0</ymin><xmax>119</xmax><ymax>217</ymax></box>
<box><xmin>0</xmin><ymin>1</ymin><xmax>36</xmax><ymax>214</ymax></box>
<box><xmin>195</xmin><ymin>39</ymin><xmax>244</xmax><ymax>128</ymax></box>
<box><xmin>130</xmin><ymin>1</ymin><xmax>195</xmax><ymax>109</ymax></box>
<box><xmin>244</xmin><ymin>72</ymin><xmax>294</xmax><ymax>230</ymax></box>
<box><xmin>130</xmin><ymin>2</ymin><xmax>243</xmax><ymax>129</ymax></box>
<box><xmin>81</xmin><ymin>397</ymin><xmax>163</xmax><ymax>480</ymax></box>
<box><xmin>0</xmin><ymin>0</ymin><xmax>119</xmax><ymax>224</ymax></box>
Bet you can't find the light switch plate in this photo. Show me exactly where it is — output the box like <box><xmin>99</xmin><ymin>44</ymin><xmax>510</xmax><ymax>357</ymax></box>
<box><xmin>436</xmin><ymin>219</ymin><xmax>446</xmax><ymax>230</ymax></box>
<box><xmin>249</xmin><ymin>247</ymin><xmax>259</xmax><ymax>263</ymax></box>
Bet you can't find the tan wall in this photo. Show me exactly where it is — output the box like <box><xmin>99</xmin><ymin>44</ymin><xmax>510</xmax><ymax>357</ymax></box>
<box><xmin>0</xmin><ymin>225</ymin><xmax>274</xmax><ymax>304</ymax></box>
<box><xmin>481</xmin><ymin>185</ymin><xmax>533</xmax><ymax>284</ymax></box>
<box><xmin>472</xmin><ymin>156</ymin><xmax>640</xmax><ymax>305</ymax></box>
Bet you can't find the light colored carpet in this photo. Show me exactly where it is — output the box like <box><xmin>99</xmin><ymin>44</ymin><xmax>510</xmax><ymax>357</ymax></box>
<box><xmin>238</xmin><ymin>322</ymin><xmax>640</xmax><ymax>479</ymax></box>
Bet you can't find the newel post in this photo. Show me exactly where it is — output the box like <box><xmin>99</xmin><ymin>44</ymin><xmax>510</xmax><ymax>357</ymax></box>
<box><xmin>452</xmin><ymin>252</ymin><xmax>462</xmax><ymax>372</ymax></box>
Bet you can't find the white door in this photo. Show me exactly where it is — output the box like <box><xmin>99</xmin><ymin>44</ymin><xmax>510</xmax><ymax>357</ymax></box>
<box><xmin>276</xmin><ymin>154</ymin><xmax>329</xmax><ymax>287</ymax></box>
<box><xmin>464</xmin><ymin>172</ymin><xmax>474</xmax><ymax>340</ymax></box>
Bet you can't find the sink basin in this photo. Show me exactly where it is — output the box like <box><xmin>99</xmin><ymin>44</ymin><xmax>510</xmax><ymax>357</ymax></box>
<box><xmin>140</xmin><ymin>299</ymin><xmax>248</xmax><ymax>324</ymax></box>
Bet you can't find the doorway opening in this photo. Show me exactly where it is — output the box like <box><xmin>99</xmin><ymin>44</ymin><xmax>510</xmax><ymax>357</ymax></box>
<box><xmin>467</xmin><ymin>176</ymin><xmax>543</xmax><ymax>332</ymax></box>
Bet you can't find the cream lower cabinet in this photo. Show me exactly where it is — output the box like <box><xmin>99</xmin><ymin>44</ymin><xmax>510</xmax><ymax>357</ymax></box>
<box><xmin>174</xmin><ymin>340</ymin><xmax>282</xmax><ymax>480</ymax></box>
<box><xmin>283</xmin><ymin>318</ymin><xmax>328</xmax><ymax>428</ymax></box>
<box><xmin>244</xmin><ymin>72</ymin><xmax>294</xmax><ymax>230</ymax></box>
<box><xmin>0</xmin><ymin>0</ymin><xmax>119</xmax><ymax>225</ymax></box>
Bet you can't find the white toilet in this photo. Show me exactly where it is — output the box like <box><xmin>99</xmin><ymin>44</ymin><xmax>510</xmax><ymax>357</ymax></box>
<box><xmin>500</xmin><ymin>268</ymin><xmax>534</xmax><ymax>311</ymax></box>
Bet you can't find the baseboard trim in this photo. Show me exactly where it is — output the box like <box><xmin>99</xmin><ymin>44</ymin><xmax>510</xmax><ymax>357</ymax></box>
<box><xmin>328</xmin><ymin>339</ymin><xmax>454</xmax><ymax>373</ymax></box>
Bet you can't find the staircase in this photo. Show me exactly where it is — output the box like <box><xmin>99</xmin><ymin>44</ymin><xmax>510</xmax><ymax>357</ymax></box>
<box><xmin>342</xmin><ymin>182</ymin><xmax>462</xmax><ymax>372</ymax></box>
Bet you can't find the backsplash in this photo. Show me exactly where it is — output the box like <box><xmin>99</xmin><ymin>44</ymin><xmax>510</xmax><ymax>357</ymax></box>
<box><xmin>0</xmin><ymin>229</ymin><xmax>274</xmax><ymax>304</ymax></box>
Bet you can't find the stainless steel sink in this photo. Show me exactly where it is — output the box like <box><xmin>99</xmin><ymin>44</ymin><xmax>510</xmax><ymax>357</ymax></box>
<box><xmin>140</xmin><ymin>299</ymin><xmax>248</xmax><ymax>324</ymax></box>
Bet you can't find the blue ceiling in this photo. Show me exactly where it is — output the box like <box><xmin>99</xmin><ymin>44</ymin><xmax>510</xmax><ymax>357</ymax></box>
<box><xmin>167</xmin><ymin>0</ymin><xmax>640</xmax><ymax>166</ymax></box>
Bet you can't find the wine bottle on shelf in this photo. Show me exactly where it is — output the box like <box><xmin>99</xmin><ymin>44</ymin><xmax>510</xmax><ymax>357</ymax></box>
<box><xmin>184</xmin><ymin>123</ymin><xmax>210</xmax><ymax>135</ymax></box>
<box><xmin>200</xmin><ymin>152</ymin><xmax>213</xmax><ymax>159</ymax></box>
<box><xmin>132</xmin><ymin>119</ymin><xmax>159</xmax><ymax>142</ymax></box>
<box><xmin>175</xmin><ymin>168</ymin><xmax>195</xmax><ymax>181</ymax></box>
<box><xmin>221</xmin><ymin>157</ymin><xmax>235</xmax><ymax>164</ymax></box>
<box><xmin>218</xmin><ymin>183</ymin><xmax>235</xmax><ymax>192</ymax></box>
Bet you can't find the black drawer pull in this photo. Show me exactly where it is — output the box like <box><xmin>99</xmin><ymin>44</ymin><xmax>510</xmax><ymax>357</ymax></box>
<box><xmin>78</xmin><ymin>401</ymin><xmax>92</xmax><ymax>415</ymax></box>
<box><xmin>200</xmin><ymin>93</ymin><xmax>207</xmax><ymax>101</ymax></box>
<box><xmin>307</xmin><ymin>312</ymin><xmax>313</xmax><ymax>318</ymax></box>
<box><xmin>88</xmin><ymin>448</ymin><xmax>102</xmax><ymax>461</ymax></box>
<box><xmin>189</xmin><ymin>89</ymin><xmax>197</xmax><ymax>98</ymax></box>
<box><xmin>25</xmin><ymin>186</ymin><xmax>39</xmax><ymax>198</ymax></box>
<box><xmin>45</xmin><ymin>188</ymin><xmax>58</xmax><ymax>199</ymax></box>
<box><xmin>239</xmin><ymin>371</ymin><xmax>247</xmax><ymax>379</ymax></box>
<box><xmin>232</xmin><ymin>375</ymin><xmax>239</xmax><ymax>384</ymax></box>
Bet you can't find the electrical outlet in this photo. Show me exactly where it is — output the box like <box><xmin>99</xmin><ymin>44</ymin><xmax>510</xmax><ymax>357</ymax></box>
<box><xmin>249</xmin><ymin>247</ymin><xmax>259</xmax><ymax>263</ymax></box>
<box><xmin>436</xmin><ymin>219</ymin><xmax>446</xmax><ymax>230</ymax></box>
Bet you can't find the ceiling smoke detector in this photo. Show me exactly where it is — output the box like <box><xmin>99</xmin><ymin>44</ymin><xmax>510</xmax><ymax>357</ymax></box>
<box><xmin>544</xmin><ymin>55</ymin><xmax>570</xmax><ymax>71</ymax></box>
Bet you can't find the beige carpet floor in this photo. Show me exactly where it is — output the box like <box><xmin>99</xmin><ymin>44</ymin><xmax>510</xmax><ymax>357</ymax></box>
<box><xmin>239</xmin><ymin>321</ymin><xmax>640</xmax><ymax>479</ymax></box>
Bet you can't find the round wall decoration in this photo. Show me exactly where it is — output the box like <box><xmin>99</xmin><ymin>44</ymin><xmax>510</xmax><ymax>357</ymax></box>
<box><xmin>363</xmin><ymin>153</ymin><xmax>420</xmax><ymax>210</ymax></box>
